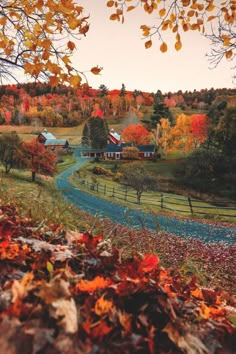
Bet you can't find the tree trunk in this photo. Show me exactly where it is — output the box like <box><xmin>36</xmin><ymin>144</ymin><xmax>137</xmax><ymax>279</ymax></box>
<box><xmin>32</xmin><ymin>171</ymin><xmax>36</xmax><ymax>182</ymax></box>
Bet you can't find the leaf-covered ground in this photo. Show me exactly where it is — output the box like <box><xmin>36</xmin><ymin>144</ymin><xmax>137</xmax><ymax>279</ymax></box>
<box><xmin>0</xmin><ymin>204</ymin><xmax>235</xmax><ymax>354</ymax></box>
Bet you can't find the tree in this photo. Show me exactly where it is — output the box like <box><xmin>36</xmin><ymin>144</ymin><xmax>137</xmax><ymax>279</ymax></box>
<box><xmin>0</xmin><ymin>132</ymin><xmax>22</xmax><ymax>173</ymax></box>
<box><xmin>98</xmin><ymin>84</ymin><xmax>108</xmax><ymax>97</ymax></box>
<box><xmin>83</xmin><ymin>117</ymin><xmax>109</xmax><ymax>149</ymax></box>
<box><xmin>121</xmin><ymin>164</ymin><xmax>156</xmax><ymax>204</ymax></box>
<box><xmin>0</xmin><ymin>1</ymin><xmax>102</xmax><ymax>86</ymax></box>
<box><xmin>206</xmin><ymin>99</ymin><xmax>236</xmax><ymax>157</ymax></box>
<box><xmin>148</xmin><ymin>91</ymin><xmax>173</xmax><ymax>129</ymax></box>
<box><xmin>108</xmin><ymin>1</ymin><xmax>236</xmax><ymax>71</ymax></box>
<box><xmin>20</xmin><ymin>140</ymin><xmax>57</xmax><ymax>181</ymax></box>
<box><xmin>122</xmin><ymin>124</ymin><xmax>152</xmax><ymax>145</ymax></box>
<box><xmin>122</xmin><ymin>146</ymin><xmax>140</xmax><ymax>160</ymax></box>
<box><xmin>119</xmin><ymin>83</ymin><xmax>127</xmax><ymax>97</ymax></box>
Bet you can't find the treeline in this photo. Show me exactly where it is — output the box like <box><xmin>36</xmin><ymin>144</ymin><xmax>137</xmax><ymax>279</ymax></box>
<box><xmin>0</xmin><ymin>82</ymin><xmax>235</xmax><ymax>128</ymax></box>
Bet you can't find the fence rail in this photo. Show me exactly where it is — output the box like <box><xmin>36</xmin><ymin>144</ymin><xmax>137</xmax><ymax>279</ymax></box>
<box><xmin>74</xmin><ymin>175</ymin><xmax>236</xmax><ymax>219</ymax></box>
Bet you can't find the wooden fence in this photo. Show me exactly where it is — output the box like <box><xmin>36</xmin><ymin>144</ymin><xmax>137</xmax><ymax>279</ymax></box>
<box><xmin>73</xmin><ymin>175</ymin><xmax>236</xmax><ymax>219</ymax></box>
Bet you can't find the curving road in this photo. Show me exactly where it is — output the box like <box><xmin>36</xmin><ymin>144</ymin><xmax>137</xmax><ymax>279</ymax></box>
<box><xmin>55</xmin><ymin>148</ymin><xmax>236</xmax><ymax>244</ymax></box>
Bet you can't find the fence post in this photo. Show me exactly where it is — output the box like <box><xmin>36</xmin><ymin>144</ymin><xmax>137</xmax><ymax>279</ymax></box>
<box><xmin>188</xmin><ymin>196</ymin><xmax>193</xmax><ymax>214</ymax></box>
<box><xmin>125</xmin><ymin>189</ymin><xmax>128</xmax><ymax>201</ymax></box>
<box><xmin>104</xmin><ymin>184</ymin><xmax>106</xmax><ymax>195</ymax></box>
<box><xmin>112</xmin><ymin>187</ymin><xmax>115</xmax><ymax>198</ymax></box>
<box><xmin>161</xmin><ymin>193</ymin><xmax>164</xmax><ymax>209</ymax></box>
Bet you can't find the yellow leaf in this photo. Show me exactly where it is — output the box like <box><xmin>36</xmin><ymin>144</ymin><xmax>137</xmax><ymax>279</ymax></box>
<box><xmin>160</xmin><ymin>42</ymin><xmax>168</xmax><ymax>53</ymax></box>
<box><xmin>62</xmin><ymin>55</ymin><xmax>71</xmax><ymax>65</ymax></box>
<box><xmin>159</xmin><ymin>8</ymin><xmax>166</xmax><ymax>17</ymax></box>
<box><xmin>68</xmin><ymin>18</ymin><xmax>80</xmax><ymax>30</ymax></box>
<box><xmin>145</xmin><ymin>40</ymin><xmax>152</xmax><ymax>49</ymax></box>
<box><xmin>175</xmin><ymin>40</ymin><xmax>182</xmax><ymax>51</ymax></box>
<box><xmin>69</xmin><ymin>75</ymin><xmax>81</xmax><ymax>87</ymax></box>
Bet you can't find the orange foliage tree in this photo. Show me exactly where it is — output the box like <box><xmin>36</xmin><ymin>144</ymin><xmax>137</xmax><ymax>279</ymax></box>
<box><xmin>122</xmin><ymin>124</ymin><xmax>152</xmax><ymax>145</ymax></box>
<box><xmin>20</xmin><ymin>140</ymin><xmax>57</xmax><ymax>182</ymax></box>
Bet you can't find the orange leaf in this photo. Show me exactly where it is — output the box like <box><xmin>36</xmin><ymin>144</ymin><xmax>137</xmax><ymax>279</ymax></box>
<box><xmin>110</xmin><ymin>13</ymin><xmax>118</xmax><ymax>21</ymax></box>
<box><xmin>76</xmin><ymin>276</ymin><xmax>112</xmax><ymax>292</ymax></box>
<box><xmin>94</xmin><ymin>295</ymin><xmax>113</xmax><ymax>315</ymax></box>
<box><xmin>107</xmin><ymin>0</ymin><xmax>114</xmax><ymax>7</ymax></box>
<box><xmin>160</xmin><ymin>42</ymin><xmax>168</xmax><ymax>53</ymax></box>
<box><xmin>91</xmin><ymin>66</ymin><xmax>103</xmax><ymax>75</ymax></box>
<box><xmin>127</xmin><ymin>6</ymin><xmax>135</xmax><ymax>12</ymax></box>
<box><xmin>175</xmin><ymin>40</ymin><xmax>182</xmax><ymax>51</ymax></box>
<box><xmin>159</xmin><ymin>8</ymin><xmax>166</xmax><ymax>17</ymax></box>
<box><xmin>191</xmin><ymin>287</ymin><xmax>204</xmax><ymax>299</ymax></box>
<box><xmin>145</xmin><ymin>40</ymin><xmax>152</xmax><ymax>49</ymax></box>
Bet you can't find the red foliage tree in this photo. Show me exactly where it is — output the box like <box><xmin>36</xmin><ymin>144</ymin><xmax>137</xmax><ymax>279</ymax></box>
<box><xmin>122</xmin><ymin>124</ymin><xmax>152</xmax><ymax>145</ymax></box>
<box><xmin>21</xmin><ymin>140</ymin><xmax>57</xmax><ymax>181</ymax></box>
<box><xmin>190</xmin><ymin>114</ymin><xmax>208</xmax><ymax>147</ymax></box>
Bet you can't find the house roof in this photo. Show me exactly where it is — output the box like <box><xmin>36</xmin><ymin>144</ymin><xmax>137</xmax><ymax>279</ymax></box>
<box><xmin>106</xmin><ymin>143</ymin><xmax>155</xmax><ymax>153</ymax></box>
<box><xmin>44</xmin><ymin>139</ymin><xmax>68</xmax><ymax>146</ymax></box>
<box><xmin>108</xmin><ymin>131</ymin><xmax>121</xmax><ymax>143</ymax></box>
<box><xmin>138</xmin><ymin>145</ymin><xmax>155</xmax><ymax>152</ymax></box>
<box><xmin>40</xmin><ymin>131</ymin><xmax>56</xmax><ymax>140</ymax></box>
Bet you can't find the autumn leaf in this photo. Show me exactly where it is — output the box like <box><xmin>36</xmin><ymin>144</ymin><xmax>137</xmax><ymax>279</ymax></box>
<box><xmin>159</xmin><ymin>8</ymin><xmax>166</xmax><ymax>17</ymax></box>
<box><xmin>175</xmin><ymin>40</ymin><xmax>182</xmax><ymax>51</ymax></box>
<box><xmin>67</xmin><ymin>40</ymin><xmax>76</xmax><ymax>51</ymax></box>
<box><xmin>160</xmin><ymin>42</ymin><xmax>168</xmax><ymax>52</ymax></box>
<box><xmin>107</xmin><ymin>1</ymin><xmax>114</xmax><ymax>7</ymax></box>
<box><xmin>69</xmin><ymin>75</ymin><xmax>82</xmax><ymax>87</ymax></box>
<box><xmin>145</xmin><ymin>40</ymin><xmax>152</xmax><ymax>49</ymax></box>
<box><xmin>94</xmin><ymin>295</ymin><xmax>113</xmax><ymax>315</ymax></box>
<box><xmin>76</xmin><ymin>276</ymin><xmax>112</xmax><ymax>293</ymax></box>
<box><xmin>127</xmin><ymin>6</ymin><xmax>135</xmax><ymax>12</ymax></box>
<box><xmin>225</xmin><ymin>50</ymin><xmax>233</xmax><ymax>59</ymax></box>
<box><xmin>138</xmin><ymin>254</ymin><xmax>159</xmax><ymax>273</ymax></box>
<box><xmin>91</xmin><ymin>66</ymin><xmax>103</xmax><ymax>75</ymax></box>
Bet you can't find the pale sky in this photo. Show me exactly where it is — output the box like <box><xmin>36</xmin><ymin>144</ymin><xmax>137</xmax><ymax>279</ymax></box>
<box><xmin>74</xmin><ymin>0</ymin><xmax>235</xmax><ymax>94</ymax></box>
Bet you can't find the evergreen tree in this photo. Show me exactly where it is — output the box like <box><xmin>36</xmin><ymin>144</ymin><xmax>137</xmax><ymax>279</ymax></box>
<box><xmin>98</xmin><ymin>84</ymin><xmax>108</xmax><ymax>97</ymax></box>
<box><xmin>84</xmin><ymin>117</ymin><xmax>109</xmax><ymax>149</ymax></box>
<box><xmin>148</xmin><ymin>90</ymin><xmax>173</xmax><ymax>129</ymax></box>
<box><xmin>119</xmin><ymin>83</ymin><xmax>127</xmax><ymax>97</ymax></box>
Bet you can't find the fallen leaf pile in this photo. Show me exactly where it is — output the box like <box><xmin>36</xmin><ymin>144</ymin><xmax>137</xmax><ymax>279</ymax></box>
<box><xmin>0</xmin><ymin>204</ymin><xmax>235</xmax><ymax>353</ymax></box>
